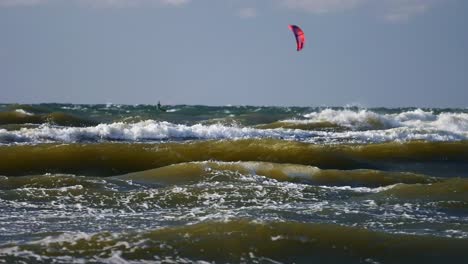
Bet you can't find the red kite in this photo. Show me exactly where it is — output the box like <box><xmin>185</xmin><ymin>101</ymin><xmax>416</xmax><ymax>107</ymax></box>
<box><xmin>288</xmin><ymin>25</ymin><xmax>305</xmax><ymax>51</ymax></box>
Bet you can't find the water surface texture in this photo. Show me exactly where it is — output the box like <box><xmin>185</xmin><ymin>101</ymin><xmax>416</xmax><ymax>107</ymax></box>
<box><xmin>0</xmin><ymin>104</ymin><xmax>467</xmax><ymax>263</ymax></box>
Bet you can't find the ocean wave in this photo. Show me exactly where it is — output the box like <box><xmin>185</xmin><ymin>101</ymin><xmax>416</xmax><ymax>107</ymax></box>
<box><xmin>1</xmin><ymin>220</ymin><xmax>466</xmax><ymax>264</ymax></box>
<box><xmin>0</xmin><ymin>119</ymin><xmax>467</xmax><ymax>144</ymax></box>
<box><xmin>5</xmin><ymin>104</ymin><xmax>52</xmax><ymax>114</ymax></box>
<box><xmin>0</xmin><ymin>111</ymin><xmax>97</xmax><ymax>127</ymax></box>
<box><xmin>1</xmin><ymin>140</ymin><xmax>467</xmax><ymax>177</ymax></box>
<box><xmin>372</xmin><ymin>178</ymin><xmax>468</xmax><ymax>202</ymax></box>
<box><xmin>118</xmin><ymin>161</ymin><xmax>437</xmax><ymax>188</ymax></box>
<box><xmin>0</xmin><ymin>111</ymin><xmax>42</xmax><ymax>125</ymax></box>
<box><xmin>299</xmin><ymin>108</ymin><xmax>468</xmax><ymax>134</ymax></box>
<box><xmin>14</xmin><ymin>109</ymin><xmax>34</xmax><ymax>116</ymax></box>
<box><xmin>0</xmin><ymin>121</ymin><xmax>309</xmax><ymax>143</ymax></box>
<box><xmin>303</xmin><ymin>109</ymin><xmax>395</xmax><ymax>129</ymax></box>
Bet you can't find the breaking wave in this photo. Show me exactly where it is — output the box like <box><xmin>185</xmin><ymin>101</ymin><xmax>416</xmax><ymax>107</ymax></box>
<box><xmin>0</xmin><ymin>118</ymin><xmax>467</xmax><ymax>144</ymax></box>
<box><xmin>297</xmin><ymin>108</ymin><xmax>468</xmax><ymax>134</ymax></box>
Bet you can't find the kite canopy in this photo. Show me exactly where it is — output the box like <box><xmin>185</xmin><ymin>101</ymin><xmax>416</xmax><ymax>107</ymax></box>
<box><xmin>288</xmin><ymin>25</ymin><xmax>305</xmax><ymax>51</ymax></box>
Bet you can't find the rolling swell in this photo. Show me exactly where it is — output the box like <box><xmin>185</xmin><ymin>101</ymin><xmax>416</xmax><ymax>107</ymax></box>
<box><xmin>0</xmin><ymin>139</ymin><xmax>468</xmax><ymax>176</ymax></box>
<box><xmin>0</xmin><ymin>220</ymin><xmax>466</xmax><ymax>264</ymax></box>
<box><xmin>373</xmin><ymin>178</ymin><xmax>468</xmax><ymax>202</ymax></box>
<box><xmin>1</xmin><ymin>140</ymin><xmax>467</xmax><ymax>177</ymax></box>
<box><xmin>118</xmin><ymin>161</ymin><xmax>437</xmax><ymax>187</ymax></box>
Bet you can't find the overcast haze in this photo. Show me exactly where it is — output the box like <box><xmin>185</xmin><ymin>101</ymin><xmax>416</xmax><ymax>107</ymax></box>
<box><xmin>1</xmin><ymin>0</ymin><xmax>467</xmax><ymax>107</ymax></box>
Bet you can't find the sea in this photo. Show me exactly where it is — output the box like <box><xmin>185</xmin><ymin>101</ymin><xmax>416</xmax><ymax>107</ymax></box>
<box><xmin>0</xmin><ymin>103</ymin><xmax>467</xmax><ymax>263</ymax></box>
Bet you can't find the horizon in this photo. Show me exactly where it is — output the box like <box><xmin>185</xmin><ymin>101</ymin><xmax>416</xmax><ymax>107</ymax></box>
<box><xmin>2</xmin><ymin>102</ymin><xmax>467</xmax><ymax>110</ymax></box>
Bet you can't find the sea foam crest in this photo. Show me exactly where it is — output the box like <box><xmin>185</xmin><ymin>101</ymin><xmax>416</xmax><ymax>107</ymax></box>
<box><xmin>1</xmin><ymin>114</ymin><xmax>467</xmax><ymax>144</ymax></box>
<box><xmin>14</xmin><ymin>109</ymin><xmax>34</xmax><ymax>116</ymax></box>
<box><xmin>303</xmin><ymin>109</ymin><xmax>396</xmax><ymax>129</ymax></box>
<box><xmin>0</xmin><ymin>121</ymin><xmax>313</xmax><ymax>143</ymax></box>
<box><xmin>302</xmin><ymin>108</ymin><xmax>468</xmax><ymax>134</ymax></box>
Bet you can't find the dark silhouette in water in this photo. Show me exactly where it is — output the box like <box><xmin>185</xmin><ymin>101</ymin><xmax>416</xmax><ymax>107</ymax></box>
<box><xmin>157</xmin><ymin>101</ymin><xmax>167</xmax><ymax>112</ymax></box>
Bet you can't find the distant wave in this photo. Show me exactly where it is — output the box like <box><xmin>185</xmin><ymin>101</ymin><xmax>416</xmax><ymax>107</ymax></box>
<box><xmin>14</xmin><ymin>109</ymin><xmax>34</xmax><ymax>116</ymax></box>
<box><xmin>0</xmin><ymin>111</ymin><xmax>97</xmax><ymax>127</ymax></box>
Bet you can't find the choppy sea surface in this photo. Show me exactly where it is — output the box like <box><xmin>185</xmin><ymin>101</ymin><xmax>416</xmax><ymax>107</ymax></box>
<box><xmin>0</xmin><ymin>103</ymin><xmax>467</xmax><ymax>263</ymax></box>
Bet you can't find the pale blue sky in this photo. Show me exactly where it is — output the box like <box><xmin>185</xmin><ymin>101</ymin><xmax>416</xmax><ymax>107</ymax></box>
<box><xmin>1</xmin><ymin>0</ymin><xmax>467</xmax><ymax>107</ymax></box>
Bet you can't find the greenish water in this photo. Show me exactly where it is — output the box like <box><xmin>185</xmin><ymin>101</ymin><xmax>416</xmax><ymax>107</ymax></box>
<box><xmin>0</xmin><ymin>104</ymin><xmax>467</xmax><ymax>263</ymax></box>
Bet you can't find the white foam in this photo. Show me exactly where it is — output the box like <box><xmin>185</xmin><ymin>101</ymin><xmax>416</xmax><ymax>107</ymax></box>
<box><xmin>0</xmin><ymin>121</ymin><xmax>313</xmax><ymax>143</ymax></box>
<box><xmin>319</xmin><ymin>184</ymin><xmax>398</xmax><ymax>193</ymax></box>
<box><xmin>34</xmin><ymin>232</ymin><xmax>95</xmax><ymax>246</ymax></box>
<box><xmin>14</xmin><ymin>109</ymin><xmax>34</xmax><ymax>116</ymax></box>
<box><xmin>313</xmin><ymin>127</ymin><xmax>466</xmax><ymax>143</ymax></box>
<box><xmin>392</xmin><ymin>109</ymin><xmax>437</xmax><ymax>122</ymax></box>
<box><xmin>301</xmin><ymin>108</ymin><xmax>468</xmax><ymax>134</ymax></box>
<box><xmin>1</xmin><ymin>112</ymin><xmax>468</xmax><ymax>144</ymax></box>
<box><xmin>61</xmin><ymin>105</ymin><xmax>86</xmax><ymax>110</ymax></box>
<box><xmin>303</xmin><ymin>109</ymin><xmax>396</xmax><ymax>129</ymax></box>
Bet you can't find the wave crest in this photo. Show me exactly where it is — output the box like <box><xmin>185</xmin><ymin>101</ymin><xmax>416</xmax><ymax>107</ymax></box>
<box><xmin>119</xmin><ymin>161</ymin><xmax>436</xmax><ymax>188</ymax></box>
<box><xmin>299</xmin><ymin>108</ymin><xmax>468</xmax><ymax>134</ymax></box>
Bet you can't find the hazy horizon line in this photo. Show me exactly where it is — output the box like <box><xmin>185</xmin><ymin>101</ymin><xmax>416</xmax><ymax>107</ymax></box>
<box><xmin>1</xmin><ymin>102</ymin><xmax>466</xmax><ymax>109</ymax></box>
